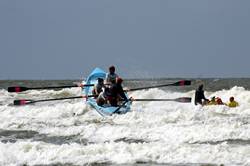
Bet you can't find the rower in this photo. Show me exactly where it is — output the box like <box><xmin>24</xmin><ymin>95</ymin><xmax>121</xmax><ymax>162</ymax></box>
<box><xmin>96</xmin><ymin>87</ymin><xmax>111</xmax><ymax>106</ymax></box>
<box><xmin>92</xmin><ymin>78</ymin><xmax>105</xmax><ymax>97</ymax></box>
<box><xmin>108</xmin><ymin>77</ymin><xmax>128</xmax><ymax>107</ymax></box>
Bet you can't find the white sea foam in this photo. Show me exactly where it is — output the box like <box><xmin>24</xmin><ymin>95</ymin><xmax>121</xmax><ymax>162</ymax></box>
<box><xmin>1</xmin><ymin>87</ymin><xmax>250</xmax><ymax>165</ymax></box>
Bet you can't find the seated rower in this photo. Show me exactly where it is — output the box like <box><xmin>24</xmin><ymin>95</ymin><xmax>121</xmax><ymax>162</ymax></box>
<box><xmin>96</xmin><ymin>87</ymin><xmax>110</xmax><ymax>106</ymax></box>
<box><xmin>92</xmin><ymin>78</ymin><xmax>105</xmax><ymax>97</ymax></box>
<box><xmin>108</xmin><ymin>77</ymin><xmax>128</xmax><ymax>107</ymax></box>
<box><xmin>226</xmin><ymin>96</ymin><xmax>239</xmax><ymax>108</ymax></box>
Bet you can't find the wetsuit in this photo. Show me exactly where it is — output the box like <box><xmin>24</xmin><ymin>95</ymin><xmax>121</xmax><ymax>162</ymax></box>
<box><xmin>194</xmin><ymin>85</ymin><xmax>207</xmax><ymax>105</ymax></box>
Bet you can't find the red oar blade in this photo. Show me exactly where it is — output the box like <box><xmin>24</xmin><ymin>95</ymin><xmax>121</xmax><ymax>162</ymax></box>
<box><xmin>172</xmin><ymin>80</ymin><xmax>191</xmax><ymax>86</ymax></box>
<box><xmin>8</xmin><ymin>86</ymin><xmax>29</xmax><ymax>93</ymax></box>
<box><xmin>13</xmin><ymin>99</ymin><xmax>33</xmax><ymax>105</ymax></box>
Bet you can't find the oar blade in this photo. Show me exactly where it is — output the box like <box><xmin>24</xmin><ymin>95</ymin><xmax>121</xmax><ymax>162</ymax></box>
<box><xmin>174</xmin><ymin>97</ymin><xmax>192</xmax><ymax>103</ymax></box>
<box><xmin>172</xmin><ymin>80</ymin><xmax>191</xmax><ymax>86</ymax></box>
<box><xmin>8</xmin><ymin>86</ymin><xmax>28</xmax><ymax>93</ymax></box>
<box><xmin>13</xmin><ymin>99</ymin><xmax>32</xmax><ymax>105</ymax></box>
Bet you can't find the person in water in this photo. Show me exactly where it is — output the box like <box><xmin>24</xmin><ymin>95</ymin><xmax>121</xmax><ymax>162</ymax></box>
<box><xmin>107</xmin><ymin>77</ymin><xmax>128</xmax><ymax>106</ymax></box>
<box><xmin>216</xmin><ymin>97</ymin><xmax>224</xmax><ymax>105</ymax></box>
<box><xmin>208</xmin><ymin>96</ymin><xmax>217</xmax><ymax>105</ymax></box>
<box><xmin>226</xmin><ymin>96</ymin><xmax>239</xmax><ymax>107</ymax></box>
<box><xmin>194</xmin><ymin>84</ymin><xmax>209</xmax><ymax>105</ymax></box>
<box><xmin>105</xmin><ymin>65</ymin><xmax>119</xmax><ymax>84</ymax></box>
<box><xmin>92</xmin><ymin>78</ymin><xmax>105</xmax><ymax>97</ymax></box>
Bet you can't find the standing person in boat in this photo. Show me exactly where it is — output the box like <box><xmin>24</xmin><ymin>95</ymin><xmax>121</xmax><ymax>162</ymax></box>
<box><xmin>92</xmin><ymin>78</ymin><xmax>105</xmax><ymax>97</ymax></box>
<box><xmin>108</xmin><ymin>77</ymin><xmax>128</xmax><ymax>106</ymax></box>
<box><xmin>226</xmin><ymin>96</ymin><xmax>239</xmax><ymax>107</ymax></box>
<box><xmin>105</xmin><ymin>65</ymin><xmax>119</xmax><ymax>85</ymax></box>
<box><xmin>194</xmin><ymin>84</ymin><xmax>209</xmax><ymax>105</ymax></box>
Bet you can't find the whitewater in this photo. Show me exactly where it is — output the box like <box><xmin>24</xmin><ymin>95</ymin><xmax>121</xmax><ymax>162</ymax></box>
<box><xmin>1</xmin><ymin>81</ymin><xmax>250</xmax><ymax>165</ymax></box>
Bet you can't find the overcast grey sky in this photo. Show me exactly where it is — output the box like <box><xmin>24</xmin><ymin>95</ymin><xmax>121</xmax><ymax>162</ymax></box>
<box><xmin>0</xmin><ymin>0</ymin><xmax>250</xmax><ymax>79</ymax></box>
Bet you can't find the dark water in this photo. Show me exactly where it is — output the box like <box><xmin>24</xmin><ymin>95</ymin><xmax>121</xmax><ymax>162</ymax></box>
<box><xmin>1</xmin><ymin>78</ymin><xmax>250</xmax><ymax>92</ymax></box>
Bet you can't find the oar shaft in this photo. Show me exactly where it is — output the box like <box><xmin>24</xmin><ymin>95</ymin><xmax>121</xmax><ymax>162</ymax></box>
<box><xmin>29</xmin><ymin>85</ymin><xmax>79</xmax><ymax>90</ymax></box>
<box><xmin>8</xmin><ymin>84</ymin><xmax>95</xmax><ymax>92</ymax></box>
<box><xmin>134</xmin><ymin>99</ymin><xmax>173</xmax><ymax>101</ymax></box>
<box><xmin>127</xmin><ymin>80</ymin><xmax>191</xmax><ymax>92</ymax></box>
<box><xmin>31</xmin><ymin>96</ymin><xmax>84</xmax><ymax>103</ymax></box>
<box><xmin>14</xmin><ymin>95</ymin><xmax>96</xmax><ymax>105</ymax></box>
<box><xmin>131</xmin><ymin>97</ymin><xmax>192</xmax><ymax>103</ymax></box>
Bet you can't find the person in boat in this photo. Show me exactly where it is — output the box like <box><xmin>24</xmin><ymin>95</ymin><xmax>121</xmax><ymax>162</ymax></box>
<box><xmin>92</xmin><ymin>78</ymin><xmax>105</xmax><ymax>97</ymax></box>
<box><xmin>194</xmin><ymin>84</ymin><xmax>209</xmax><ymax>105</ymax></box>
<box><xmin>105</xmin><ymin>65</ymin><xmax>119</xmax><ymax>85</ymax></box>
<box><xmin>226</xmin><ymin>96</ymin><xmax>239</xmax><ymax>107</ymax></box>
<box><xmin>96</xmin><ymin>87</ymin><xmax>110</xmax><ymax>106</ymax></box>
<box><xmin>107</xmin><ymin>77</ymin><xmax>128</xmax><ymax>107</ymax></box>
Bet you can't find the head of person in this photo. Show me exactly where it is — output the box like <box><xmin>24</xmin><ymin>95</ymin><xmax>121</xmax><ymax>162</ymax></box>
<box><xmin>109</xmin><ymin>66</ymin><xmax>115</xmax><ymax>74</ymax></box>
<box><xmin>116</xmin><ymin>77</ymin><xmax>123</xmax><ymax>84</ymax></box>
<box><xmin>216</xmin><ymin>97</ymin><xmax>223</xmax><ymax>104</ymax></box>
<box><xmin>98</xmin><ymin>78</ymin><xmax>104</xmax><ymax>84</ymax></box>
<box><xmin>230</xmin><ymin>96</ymin><xmax>234</xmax><ymax>102</ymax></box>
<box><xmin>198</xmin><ymin>84</ymin><xmax>203</xmax><ymax>91</ymax></box>
<box><xmin>211</xmin><ymin>96</ymin><xmax>216</xmax><ymax>102</ymax></box>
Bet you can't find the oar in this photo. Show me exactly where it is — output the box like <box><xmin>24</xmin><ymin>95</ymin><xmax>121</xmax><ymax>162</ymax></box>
<box><xmin>113</xmin><ymin>100</ymin><xmax>130</xmax><ymax>114</ymax></box>
<box><xmin>113</xmin><ymin>97</ymin><xmax>191</xmax><ymax>114</ymax></box>
<box><xmin>8</xmin><ymin>84</ymin><xmax>95</xmax><ymax>93</ymax></box>
<box><xmin>132</xmin><ymin>97</ymin><xmax>192</xmax><ymax>103</ymax></box>
<box><xmin>126</xmin><ymin>80</ymin><xmax>191</xmax><ymax>92</ymax></box>
<box><xmin>13</xmin><ymin>95</ymin><xmax>96</xmax><ymax>106</ymax></box>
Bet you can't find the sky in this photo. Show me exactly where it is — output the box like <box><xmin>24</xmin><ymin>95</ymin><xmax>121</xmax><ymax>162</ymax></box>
<box><xmin>0</xmin><ymin>0</ymin><xmax>250</xmax><ymax>79</ymax></box>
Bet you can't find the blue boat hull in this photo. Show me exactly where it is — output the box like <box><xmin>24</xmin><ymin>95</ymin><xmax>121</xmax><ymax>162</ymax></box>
<box><xmin>83</xmin><ymin>68</ymin><xmax>131</xmax><ymax>116</ymax></box>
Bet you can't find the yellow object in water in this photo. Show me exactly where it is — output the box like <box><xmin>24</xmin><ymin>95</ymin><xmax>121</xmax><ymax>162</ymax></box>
<box><xmin>227</xmin><ymin>101</ymin><xmax>239</xmax><ymax>107</ymax></box>
<box><xmin>208</xmin><ymin>100</ymin><xmax>217</xmax><ymax>105</ymax></box>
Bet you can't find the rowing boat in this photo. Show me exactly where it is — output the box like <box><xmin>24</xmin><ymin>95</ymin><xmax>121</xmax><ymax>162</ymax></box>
<box><xmin>83</xmin><ymin>68</ymin><xmax>131</xmax><ymax>116</ymax></box>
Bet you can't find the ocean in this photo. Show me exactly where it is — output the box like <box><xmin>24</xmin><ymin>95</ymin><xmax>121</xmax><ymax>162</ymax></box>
<box><xmin>1</xmin><ymin>78</ymin><xmax>250</xmax><ymax>166</ymax></box>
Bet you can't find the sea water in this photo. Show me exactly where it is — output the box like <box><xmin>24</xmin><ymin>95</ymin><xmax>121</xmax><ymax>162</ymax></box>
<box><xmin>0</xmin><ymin>79</ymin><xmax>250</xmax><ymax>166</ymax></box>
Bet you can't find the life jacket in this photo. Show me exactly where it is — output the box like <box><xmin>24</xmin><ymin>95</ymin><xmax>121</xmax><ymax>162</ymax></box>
<box><xmin>227</xmin><ymin>101</ymin><xmax>239</xmax><ymax>107</ymax></box>
<box><xmin>208</xmin><ymin>100</ymin><xmax>217</xmax><ymax>105</ymax></box>
<box><xmin>106</xmin><ymin>73</ymin><xmax>118</xmax><ymax>84</ymax></box>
